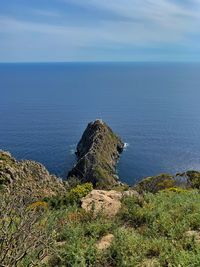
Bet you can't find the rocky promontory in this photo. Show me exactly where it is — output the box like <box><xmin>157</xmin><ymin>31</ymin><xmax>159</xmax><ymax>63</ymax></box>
<box><xmin>68</xmin><ymin>120</ymin><xmax>124</xmax><ymax>187</ymax></box>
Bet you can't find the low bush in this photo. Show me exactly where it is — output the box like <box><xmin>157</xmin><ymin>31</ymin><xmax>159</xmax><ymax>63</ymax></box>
<box><xmin>44</xmin><ymin>183</ymin><xmax>93</xmax><ymax>209</ymax></box>
<box><xmin>67</xmin><ymin>182</ymin><xmax>93</xmax><ymax>204</ymax></box>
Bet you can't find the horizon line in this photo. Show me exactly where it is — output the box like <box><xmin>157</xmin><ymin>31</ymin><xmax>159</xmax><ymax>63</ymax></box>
<box><xmin>0</xmin><ymin>60</ymin><xmax>200</xmax><ymax>64</ymax></box>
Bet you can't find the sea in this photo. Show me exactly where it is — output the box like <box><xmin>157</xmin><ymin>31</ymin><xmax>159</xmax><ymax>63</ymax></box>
<box><xmin>1</xmin><ymin>62</ymin><xmax>200</xmax><ymax>185</ymax></box>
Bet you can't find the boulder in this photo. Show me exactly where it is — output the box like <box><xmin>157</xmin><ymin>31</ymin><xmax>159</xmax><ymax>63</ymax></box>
<box><xmin>81</xmin><ymin>189</ymin><xmax>140</xmax><ymax>217</ymax></box>
<box><xmin>81</xmin><ymin>189</ymin><xmax>122</xmax><ymax>217</ymax></box>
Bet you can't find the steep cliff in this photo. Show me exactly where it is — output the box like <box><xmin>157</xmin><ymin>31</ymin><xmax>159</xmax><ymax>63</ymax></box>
<box><xmin>68</xmin><ymin>120</ymin><xmax>124</xmax><ymax>187</ymax></box>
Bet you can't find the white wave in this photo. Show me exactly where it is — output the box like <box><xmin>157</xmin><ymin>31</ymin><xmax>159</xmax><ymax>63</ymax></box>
<box><xmin>124</xmin><ymin>142</ymin><xmax>129</xmax><ymax>151</ymax></box>
<box><xmin>69</xmin><ymin>144</ymin><xmax>76</xmax><ymax>155</ymax></box>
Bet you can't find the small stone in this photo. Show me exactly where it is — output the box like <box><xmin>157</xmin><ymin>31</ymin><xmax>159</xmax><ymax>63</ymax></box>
<box><xmin>96</xmin><ymin>234</ymin><xmax>114</xmax><ymax>250</ymax></box>
<box><xmin>185</xmin><ymin>230</ymin><xmax>200</xmax><ymax>243</ymax></box>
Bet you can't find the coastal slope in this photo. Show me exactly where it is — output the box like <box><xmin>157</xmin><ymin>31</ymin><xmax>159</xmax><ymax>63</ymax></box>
<box><xmin>0</xmin><ymin>150</ymin><xmax>65</xmax><ymax>198</ymax></box>
<box><xmin>2</xmin><ymin>120</ymin><xmax>200</xmax><ymax>266</ymax></box>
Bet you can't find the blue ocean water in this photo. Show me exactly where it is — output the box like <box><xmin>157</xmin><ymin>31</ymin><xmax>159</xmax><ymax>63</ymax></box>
<box><xmin>1</xmin><ymin>62</ymin><xmax>200</xmax><ymax>185</ymax></box>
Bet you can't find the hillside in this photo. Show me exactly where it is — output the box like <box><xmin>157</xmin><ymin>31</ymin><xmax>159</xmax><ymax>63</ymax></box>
<box><xmin>1</xmin><ymin>121</ymin><xmax>200</xmax><ymax>266</ymax></box>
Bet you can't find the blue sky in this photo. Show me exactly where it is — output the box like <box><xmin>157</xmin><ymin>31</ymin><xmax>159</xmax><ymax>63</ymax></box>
<box><xmin>0</xmin><ymin>0</ymin><xmax>200</xmax><ymax>62</ymax></box>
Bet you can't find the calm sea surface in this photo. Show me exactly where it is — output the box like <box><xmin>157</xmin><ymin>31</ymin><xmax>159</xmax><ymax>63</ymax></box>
<box><xmin>1</xmin><ymin>62</ymin><xmax>200</xmax><ymax>184</ymax></box>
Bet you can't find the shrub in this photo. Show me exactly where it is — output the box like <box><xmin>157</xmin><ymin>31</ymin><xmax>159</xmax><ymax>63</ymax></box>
<box><xmin>45</xmin><ymin>183</ymin><xmax>93</xmax><ymax>209</ymax></box>
<box><xmin>164</xmin><ymin>187</ymin><xmax>188</xmax><ymax>193</ymax></box>
<box><xmin>119</xmin><ymin>197</ymin><xmax>151</xmax><ymax>228</ymax></box>
<box><xmin>0</xmin><ymin>183</ymin><xmax>54</xmax><ymax>266</ymax></box>
<box><xmin>27</xmin><ymin>201</ymin><xmax>48</xmax><ymax>211</ymax></box>
<box><xmin>67</xmin><ymin>182</ymin><xmax>93</xmax><ymax>204</ymax></box>
<box><xmin>186</xmin><ymin>170</ymin><xmax>200</xmax><ymax>189</ymax></box>
<box><xmin>135</xmin><ymin>173</ymin><xmax>175</xmax><ymax>193</ymax></box>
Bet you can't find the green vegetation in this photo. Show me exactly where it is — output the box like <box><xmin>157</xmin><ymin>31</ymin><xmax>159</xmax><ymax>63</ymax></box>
<box><xmin>0</xmin><ymin>151</ymin><xmax>16</xmax><ymax>186</ymax></box>
<box><xmin>2</xmin><ymin>181</ymin><xmax>200</xmax><ymax>266</ymax></box>
<box><xmin>44</xmin><ymin>183</ymin><xmax>93</xmax><ymax>208</ymax></box>
<box><xmin>135</xmin><ymin>173</ymin><xmax>176</xmax><ymax>193</ymax></box>
<box><xmin>184</xmin><ymin>171</ymin><xmax>200</xmax><ymax>189</ymax></box>
<box><xmin>2</xmin><ymin>148</ymin><xmax>200</xmax><ymax>266</ymax></box>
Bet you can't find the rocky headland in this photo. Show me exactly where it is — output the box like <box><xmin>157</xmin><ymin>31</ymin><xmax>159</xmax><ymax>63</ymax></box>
<box><xmin>1</xmin><ymin>119</ymin><xmax>200</xmax><ymax>195</ymax></box>
<box><xmin>1</xmin><ymin>120</ymin><xmax>200</xmax><ymax>196</ymax></box>
<box><xmin>68</xmin><ymin>119</ymin><xmax>124</xmax><ymax>188</ymax></box>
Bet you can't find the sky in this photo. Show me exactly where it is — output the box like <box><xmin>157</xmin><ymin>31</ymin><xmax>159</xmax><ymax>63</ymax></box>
<box><xmin>0</xmin><ymin>0</ymin><xmax>200</xmax><ymax>62</ymax></box>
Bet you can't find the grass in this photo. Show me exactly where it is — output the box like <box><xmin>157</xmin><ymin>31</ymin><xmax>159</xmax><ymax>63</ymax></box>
<box><xmin>37</xmin><ymin>189</ymin><xmax>200</xmax><ymax>266</ymax></box>
<box><xmin>109</xmin><ymin>190</ymin><xmax>200</xmax><ymax>266</ymax></box>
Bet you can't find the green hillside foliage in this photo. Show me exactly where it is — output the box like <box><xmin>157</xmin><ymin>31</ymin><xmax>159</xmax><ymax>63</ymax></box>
<box><xmin>1</xmin><ymin>183</ymin><xmax>200</xmax><ymax>266</ymax></box>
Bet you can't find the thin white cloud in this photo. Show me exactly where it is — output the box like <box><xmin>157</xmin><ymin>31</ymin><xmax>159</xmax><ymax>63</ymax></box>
<box><xmin>59</xmin><ymin>0</ymin><xmax>200</xmax><ymax>44</ymax></box>
<box><xmin>0</xmin><ymin>0</ymin><xmax>200</xmax><ymax>61</ymax></box>
<box><xmin>0</xmin><ymin>11</ymin><xmax>196</xmax><ymax>48</ymax></box>
<box><xmin>63</xmin><ymin>0</ymin><xmax>200</xmax><ymax>21</ymax></box>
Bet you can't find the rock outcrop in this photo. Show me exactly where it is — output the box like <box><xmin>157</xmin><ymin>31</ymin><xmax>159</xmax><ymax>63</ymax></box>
<box><xmin>81</xmin><ymin>189</ymin><xmax>141</xmax><ymax>217</ymax></box>
<box><xmin>135</xmin><ymin>173</ymin><xmax>175</xmax><ymax>193</ymax></box>
<box><xmin>96</xmin><ymin>234</ymin><xmax>114</xmax><ymax>250</ymax></box>
<box><xmin>135</xmin><ymin>171</ymin><xmax>200</xmax><ymax>193</ymax></box>
<box><xmin>68</xmin><ymin>120</ymin><xmax>124</xmax><ymax>187</ymax></box>
<box><xmin>0</xmin><ymin>150</ymin><xmax>66</xmax><ymax>198</ymax></box>
<box><xmin>81</xmin><ymin>190</ymin><xmax>122</xmax><ymax>217</ymax></box>
<box><xmin>175</xmin><ymin>170</ymin><xmax>200</xmax><ymax>189</ymax></box>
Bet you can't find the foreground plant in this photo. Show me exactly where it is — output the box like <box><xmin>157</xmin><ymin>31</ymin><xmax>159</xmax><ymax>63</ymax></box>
<box><xmin>0</xmin><ymin>182</ymin><xmax>54</xmax><ymax>267</ymax></box>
